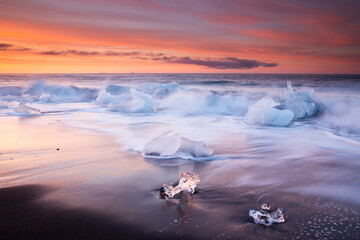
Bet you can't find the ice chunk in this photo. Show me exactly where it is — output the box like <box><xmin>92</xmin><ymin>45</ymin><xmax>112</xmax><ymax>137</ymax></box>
<box><xmin>245</xmin><ymin>97</ymin><xmax>294</xmax><ymax>126</ymax></box>
<box><xmin>105</xmin><ymin>84</ymin><xmax>131</xmax><ymax>95</ymax></box>
<box><xmin>29</xmin><ymin>93</ymin><xmax>59</xmax><ymax>103</ymax></box>
<box><xmin>162</xmin><ymin>172</ymin><xmax>200</xmax><ymax>198</ymax></box>
<box><xmin>107</xmin><ymin>88</ymin><xmax>157</xmax><ymax>113</ymax></box>
<box><xmin>249</xmin><ymin>203</ymin><xmax>285</xmax><ymax>226</ymax></box>
<box><xmin>16</xmin><ymin>103</ymin><xmax>41</xmax><ymax>115</ymax></box>
<box><xmin>142</xmin><ymin>131</ymin><xmax>213</xmax><ymax>159</ymax></box>
<box><xmin>281</xmin><ymin>81</ymin><xmax>317</xmax><ymax>119</ymax></box>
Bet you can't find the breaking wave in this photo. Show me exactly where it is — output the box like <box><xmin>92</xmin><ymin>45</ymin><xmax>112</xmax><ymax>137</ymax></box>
<box><xmin>0</xmin><ymin>78</ymin><xmax>359</xmax><ymax>138</ymax></box>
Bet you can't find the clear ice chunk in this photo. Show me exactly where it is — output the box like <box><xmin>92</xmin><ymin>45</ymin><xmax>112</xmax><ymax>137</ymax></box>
<box><xmin>249</xmin><ymin>203</ymin><xmax>285</xmax><ymax>226</ymax></box>
<box><xmin>142</xmin><ymin>131</ymin><xmax>213</xmax><ymax>158</ymax></box>
<box><xmin>281</xmin><ymin>81</ymin><xmax>317</xmax><ymax>119</ymax></box>
<box><xmin>107</xmin><ymin>88</ymin><xmax>157</xmax><ymax>113</ymax></box>
<box><xmin>162</xmin><ymin>172</ymin><xmax>200</xmax><ymax>198</ymax></box>
<box><xmin>245</xmin><ymin>97</ymin><xmax>294</xmax><ymax>127</ymax></box>
<box><xmin>16</xmin><ymin>103</ymin><xmax>41</xmax><ymax>115</ymax></box>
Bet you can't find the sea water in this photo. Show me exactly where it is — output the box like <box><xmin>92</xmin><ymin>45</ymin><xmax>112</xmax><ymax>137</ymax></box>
<box><xmin>1</xmin><ymin>73</ymin><xmax>359</xmax><ymax>201</ymax></box>
<box><xmin>0</xmin><ymin>73</ymin><xmax>359</xmax><ymax>238</ymax></box>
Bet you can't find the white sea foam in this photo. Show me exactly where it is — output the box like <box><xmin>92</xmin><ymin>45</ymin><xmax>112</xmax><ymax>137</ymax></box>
<box><xmin>24</xmin><ymin>81</ymin><xmax>99</xmax><ymax>102</ymax></box>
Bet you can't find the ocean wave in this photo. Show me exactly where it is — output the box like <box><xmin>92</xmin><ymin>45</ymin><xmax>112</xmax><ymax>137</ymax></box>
<box><xmin>0</xmin><ymin>79</ymin><xmax>359</xmax><ymax>139</ymax></box>
<box><xmin>24</xmin><ymin>81</ymin><xmax>99</xmax><ymax>102</ymax></box>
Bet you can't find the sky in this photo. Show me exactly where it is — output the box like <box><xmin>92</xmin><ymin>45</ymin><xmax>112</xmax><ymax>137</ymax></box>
<box><xmin>0</xmin><ymin>0</ymin><xmax>359</xmax><ymax>73</ymax></box>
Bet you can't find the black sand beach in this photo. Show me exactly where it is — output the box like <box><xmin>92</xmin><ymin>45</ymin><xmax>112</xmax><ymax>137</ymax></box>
<box><xmin>1</xmin><ymin>183</ymin><xmax>359</xmax><ymax>239</ymax></box>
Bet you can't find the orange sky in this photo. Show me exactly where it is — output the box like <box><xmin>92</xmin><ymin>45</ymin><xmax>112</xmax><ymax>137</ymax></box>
<box><xmin>0</xmin><ymin>0</ymin><xmax>359</xmax><ymax>73</ymax></box>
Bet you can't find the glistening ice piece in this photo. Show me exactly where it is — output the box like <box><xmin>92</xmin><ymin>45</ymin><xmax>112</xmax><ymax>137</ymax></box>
<box><xmin>245</xmin><ymin>98</ymin><xmax>294</xmax><ymax>127</ymax></box>
<box><xmin>143</xmin><ymin>131</ymin><xmax>213</xmax><ymax>158</ymax></box>
<box><xmin>249</xmin><ymin>203</ymin><xmax>285</xmax><ymax>226</ymax></box>
<box><xmin>162</xmin><ymin>172</ymin><xmax>200</xmax><ymax>198</ymax></box>
<box><xmin>16</xmin><ymin>103</ymin><xmax>41</xmax><ymax>115</ymax></box>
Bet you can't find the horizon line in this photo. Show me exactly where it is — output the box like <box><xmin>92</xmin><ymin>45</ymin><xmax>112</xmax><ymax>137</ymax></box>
<box><xmin>1</xmin><ymin>72</ymin><xmax>360</xmax><ymax>75</ymax></box>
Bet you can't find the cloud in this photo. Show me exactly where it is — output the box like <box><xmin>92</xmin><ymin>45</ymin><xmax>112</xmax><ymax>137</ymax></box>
<box><xmin>39</xmin><ymin>50</ymin><xmax>99</xmax><ymax>56</ymax></box>
<box><xmin>104</xmin><ymin>51</ymin><xmax>140</xmax><ymax>56</ymax></box>
<box><xmin>39</xmin><ymin>50</ymin><xmax>65</xmax><ymax>55</ymax></box>
<box><xmin>162</xmin><ymin>56</ymin><xmax>278</xmax><ymax>69</ymax></box>
<box><xmin>67</xmin><ymin>50</ymin><xmax>99</xmax><ymax>56</ymax></box>
<box><xmin>0</xmin><ymin>43</ymin><xmax>31</xmax><ymax>51</ymax></box>
<box><xmin>38</xmin><ymin>50</ymin><xmax>140</xmax><ymax>57</ymax></box>
<box><xmin>3</xmin><ymin>42</ymin><xmax>277</xmax><ymax>69</ymax></box>
<box><xmin>0</xmin><ymin>43</ymin><xmax>13</xmax><ymax>50</ymax></box>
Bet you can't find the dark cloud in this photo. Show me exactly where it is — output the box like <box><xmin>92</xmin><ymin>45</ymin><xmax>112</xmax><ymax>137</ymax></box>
<box><xmin>146</xmin><ymin>52</ymin><xmax>164</xmax><ymax>57</ymax></box>
<box><xmin>39</xmin><ymin>50</ymin><xmax>99</xmax><ymax>56</ymax></box>
<box><xmin>67</xmin><ymin>50</ymin><xmax>99</xmax><ymax>56</ymax></box>
<box><xmin>161</xmin><ymin>56</ymin><xmax>278</xmax><ymax>69</ymax></box>
<box><xmin>104</xmin><ymin>51</ymin><xmax>140</xmax><ymax>56</ymax></box>
<box><xmin>2</xmin><ymin>42</ymin><xmax>277</xmax><ymax>69</ymax></box>
<box><xmin>0</xmin><ymin>43</ymin><xmax>31</xmax><ymax>51</ymax></box>
<box><xmin>38</xmin><ymin>49</ymin><xmax>141</xmax><ymax>57</ymax></box>
<box><xmin>39</xmin><ymin>51</ymin><xmax>65</xmax><ymax>56</ymax></box>
<box><xmin>131</xmin><ymin>56</ymin><xmax>149</xmax><ymax>60</ymax></box>
<box><xmin>0</xmin><ymin>43</ymin><xmax>14</xmax><ymax>50</ymax></box>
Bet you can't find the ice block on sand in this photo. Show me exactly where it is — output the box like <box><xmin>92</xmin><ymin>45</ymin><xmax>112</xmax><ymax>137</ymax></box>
<box><xmin>162</xmin><ymin>172</ymin><xmax>200</xmax><ymax>198</ymax></box>
<box><xmin>16</xmin><ymin>103</ymin><xmax>41</xmax><ymax>115</ymax></box>
<box><xmin>143</xmin><ymin>131</ymin><xmax>213</xmax><ymax>158</ymax></box>
<box><xmin>249</xmin><ymin>203</ymin><xmax>285</xmax><ymax>226</ymax></box>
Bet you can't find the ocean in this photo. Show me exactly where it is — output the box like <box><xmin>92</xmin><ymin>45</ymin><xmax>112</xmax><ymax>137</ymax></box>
<box><xmin>0</xmin><ymin>73</ymin><xmax>359</xmax><ymax>239</ymax></box>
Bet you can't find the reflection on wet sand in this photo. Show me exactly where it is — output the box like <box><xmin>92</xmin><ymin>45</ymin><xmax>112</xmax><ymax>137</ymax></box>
<box><xmin>160</xmin><ymin>192</ymin><xmax>195</xmax><ymax>218</ymax></box>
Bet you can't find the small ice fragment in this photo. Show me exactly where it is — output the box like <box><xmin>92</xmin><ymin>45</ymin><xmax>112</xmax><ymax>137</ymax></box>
<box><xmin>16</xmin><ymin>103</ymin><xmax>41</xmax><ymax>115</ymax></box>
<box><xmin>143</xmin><ymin>131</ymin><xmax>213</xmax><ymax>158</ymax></box>
<box><xmin>249</xmin><ymin>203</ymin><xmax>285</xmax><ymax>226</ymax></box>
<box><xmin>162</xmin><ymin>172</ymin><xmax>200</xmax><ymax>198</ymax></box>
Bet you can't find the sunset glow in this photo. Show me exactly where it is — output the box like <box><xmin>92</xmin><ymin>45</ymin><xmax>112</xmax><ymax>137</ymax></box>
<box><xmin>0</xmin><ymin>0</ymin><xmax>359</xmax><ymax>73</ymax></box>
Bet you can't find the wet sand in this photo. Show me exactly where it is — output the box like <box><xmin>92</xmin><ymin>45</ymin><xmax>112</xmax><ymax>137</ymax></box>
<box><xmin>1</xmin><ymin>116</ymin><xmax>359</xmax><ymax>240</ymax></box>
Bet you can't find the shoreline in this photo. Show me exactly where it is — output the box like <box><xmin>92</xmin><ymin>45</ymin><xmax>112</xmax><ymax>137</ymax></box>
<box><xmin>1</xmin><ymin>116</ymin><xmax>360</xmax><ymax>239</ymax></box>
